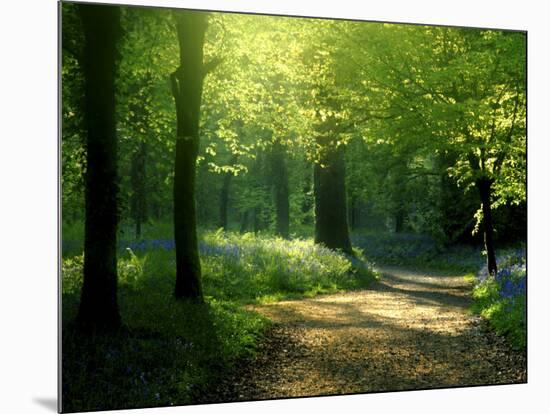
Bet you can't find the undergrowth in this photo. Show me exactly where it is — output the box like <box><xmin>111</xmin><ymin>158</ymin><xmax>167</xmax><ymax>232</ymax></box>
<box><xmin>352</xmin><ymin>231</ymin><xmax>484</xmax><ymax>273</ymax></box>
<box><xmin>352</xmin><ymin>231</ymin><xmax>526</xmax><ymax>350</ymax></box>
<box><xmin>470</xmin><ymin>248</ymin><xmax>526</xmax><ymax>350</ymax></box>
<box><xmin>61</xmin><ymin>229</ymin><xmax>378</xmax><ymax>412</ymax></box>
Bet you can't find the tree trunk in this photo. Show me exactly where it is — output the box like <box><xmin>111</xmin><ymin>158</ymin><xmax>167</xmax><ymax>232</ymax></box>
<box><xmin>349</xmin><ymin>195</ymin><xmax>358</xmax><ymax>231</ymax></box>
<box><xmin>218</xmin><ymin>175</ymin><xmax>230</xmax><ymax>230</ymax></box>
<box><xmin>76</xmin><ymin>4</ymin><xmax>121</xmax><ymax>331</ymax></box>
<box><xmin>250</xmin><ymin>153</ymin><xmax>266</xmax><ymax>234</ymax></box>
<box><xmin>301</xmin><ymin>165</ymin><xmax>313</xmax><ymax>225</ymax></box>
<box><xmin>438</xmin><ymin>152</ymin><xmax>480</xmax><ymax>245</ymax></box>
<box><xmin>314</xmin><ymin>142</ymin><xmax>353</xmax><ymax>254</ymax></box>
<box><xmin>219</xmin><ymin>154</ymin><xmax>238</xmax><ymax>230</ymax></box>
<box><xmin>131</xmin><ymin>140</ymin><xmax>147</xmax><ymax>239</ymax></box>
<box><xmin>270</xmin><ymin>141</ymin><xmax>290</xmax><ymax>238</ymax></box>
<box><xmin>253</xmin><ymin>207</ymin><xmax>262</xmax><ymax>234</ymax></box>
<box><xmin>240</xmin><ymin>210</ymin><xmax>249</xmax><ymax>233</ymax></box>
<box><xmin>477</xmin><ymin>177</ymin><xmax>498</xmax><ymax>275</ymax></box>
<box><xmin>395</xmin><ymin>208</ymin><xmax>405</xmax><ymax>233</ymax></box>
<box><xmin>171</xmin><ymin>12</ymin><xmax>207</xmax><ymax>301</ymax></box>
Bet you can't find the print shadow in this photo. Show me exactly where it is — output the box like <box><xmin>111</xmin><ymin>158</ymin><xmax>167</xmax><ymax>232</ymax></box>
<box><xmin>33</xmin><ymin>397</ymin><xmax>57</xmax><ymax>412</ymax></box>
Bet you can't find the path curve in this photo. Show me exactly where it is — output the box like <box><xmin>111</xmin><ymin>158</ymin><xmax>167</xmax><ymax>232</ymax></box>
<box><xmin>207</xmin><ymin>266</ymin><xmax>526</xmax><ymax>402</ymax></box>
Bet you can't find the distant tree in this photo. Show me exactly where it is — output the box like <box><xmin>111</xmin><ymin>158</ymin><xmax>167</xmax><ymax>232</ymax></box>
<box><xmin>116</xmin><ymin>7</ymin><xmax>178</xmax><ymax>237</ymax></box>
<box><xmin>314</xmin><ymin>139</ymin><xmax>352</xmax><ymax>254</ymax></box>
<box><xmin>130</xmin><ymin>139</ymin><xmax>147</xmax><ymax>238</ymax></box>
<box><xmin>219</xmin><ymin>153</ymin><xmax>239</xmax><ymax>230</ymax></box>
<box><xmin>269</xmin><ymin>140</ymin><xmax>290</xmax><ymax>238</ymax></box>
<box><xmin>60</xmin><ymin>3</ymin><xmax>86</xmax><ymax>225</ymax></box>
<box><xmin>300</xmin><ymin>24</ymin><xmax>354</xmax><ymax>254</ymax></box>
<box><xmin>76</xmin><ymin>4</ymin><xmax>122</xmax><ymax>331</ymax></box>
<box><xmin>344</xmin><ymin>25</ymin><xmax>526</xmax><ymax>274</ymax></box>
<box><xmin>198</xmin><ymin>14</ymin><xmax>308</xmax><ymax>237</ymax></box>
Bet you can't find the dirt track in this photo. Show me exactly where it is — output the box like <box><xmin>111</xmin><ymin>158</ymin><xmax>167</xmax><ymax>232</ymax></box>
<box><xmin>207</xmin><ymin>267</ymin><xmax>526</xmax><ymax>402</ymax></box>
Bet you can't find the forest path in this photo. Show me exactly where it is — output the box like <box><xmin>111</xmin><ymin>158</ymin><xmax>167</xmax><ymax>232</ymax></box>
<box><xmin>209</xmin><ymin>266</ymin><xmax>526</xmax><ymax>402</ymax></box>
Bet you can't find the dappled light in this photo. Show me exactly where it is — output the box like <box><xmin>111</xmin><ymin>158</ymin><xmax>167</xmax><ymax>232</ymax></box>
<box><xmin>213</xmin><ymin>267</ymin><xmax>525</xmax><ymax>401</ymax></box>
<box><xmin>61</xmin><ymin>2</ymin><xmax>526</xmax><ymax>411</ymax></box>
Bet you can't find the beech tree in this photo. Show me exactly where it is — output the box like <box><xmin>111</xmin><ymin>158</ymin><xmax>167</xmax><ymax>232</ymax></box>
<box><xmin>269</xmin><ymin>140</ymin><xmax>290</xmax><ymax>238</ymax></box>
<box><xmin>61</xmin><ymin>7</ymin><xmax>526</xmax><ymax>289</ymax></box>
<box><xmin>314</xmin><ymin>137</ymin><xmax>353</xmax><ymax>253</ymax></box>
<box><xmin>219</xmin><ymin>153</ymin><xmax>239</xmax><ymax>230</ymax></box>
<box><xmin>170</xmin><ymin>10</ymin><xmax>216</xmax><ymax>300</ymax></box>
<box><xmin>344</xmin><ymin>25</ymin><xmax>526</xmax><ymax>274</ymax></box>
<box><xmin>300</xmin><ymin>21</ymin><xmax>356</xmax><ymax>254</ymax></box>
<box><xmin>76</xmin><ymin>3</ymin><xmax>122</xmax><ymax>330</ymax></box>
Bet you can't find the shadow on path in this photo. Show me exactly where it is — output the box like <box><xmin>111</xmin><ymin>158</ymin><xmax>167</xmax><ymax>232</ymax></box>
<box><xmin>205</xmin><ymin>266</ymin><xmax>526</xmax><ymax>402</ymax></box>
<box><xmin>32</xmin><ymin>398</ymin><xmax>57</xmax><ymax>412</ymax></box>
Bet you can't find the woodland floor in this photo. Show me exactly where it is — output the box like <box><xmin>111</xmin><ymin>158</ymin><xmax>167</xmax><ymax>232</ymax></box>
<box><xmin>204</xmin><ymin>266</ymin><xmax>526</xmax><ymax>402</ymax></box>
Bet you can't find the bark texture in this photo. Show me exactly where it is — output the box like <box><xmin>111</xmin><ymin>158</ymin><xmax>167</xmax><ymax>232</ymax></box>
<box><xmin>76</xmin><ymin>4</ymin><xmax>122</xmax><ymax>331</ymax></box>
<box><xmin>314</xmin><ymin>141</ymin><xmax>352</xmax><ymax>254</ymax></box>
<box><xmin>270</xmin><ymin>141</ymin><xmax>290</xmax><ymax>239</ymax></box>
<box><xmin>171</xmin><ymin>12</ymin><xmax>208</xmax><ymax>300</ymax></box>
<box><xmin>477</xmin><ymin>177</ymin><xmax>498</xmax><ymax>275</ymax></box>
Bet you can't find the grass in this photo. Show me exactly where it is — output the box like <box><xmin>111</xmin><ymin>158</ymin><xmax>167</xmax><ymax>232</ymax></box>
<box><xmin>352</xmin><ymin>231</ymin><xmax>485</xmax><ymax>273</ymax></box>
<box><xmin>352</xmin><ymin>230</ymin><xmax>526</xmax><ymax>350</ymax></box>
<box><xmin>62</xmin><ymin>222</ymin><xmax>525</xmax><ymax>411</ymax></box>
<box><xmin>62</xmin><ymin>252</ymin><xmax>270</xmax><ymax>411</ymax></box>
<box><xmin>61</xmin><ymin>228</ymin><xmax>378</xmax><ymax>412</ymax></box>
<box><xmin>470</xmin><ymin>247</ymin><xmax>526</xmax><ymax>350</ymax></box>
<box><xmin>200</xmin><ymin>230</ymin><xmax>378</xmax><ymax>302</ymax></box>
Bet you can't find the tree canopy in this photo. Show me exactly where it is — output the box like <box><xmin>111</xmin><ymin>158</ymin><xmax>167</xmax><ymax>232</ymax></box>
<box><xmin>62</xmin><ymin>3</ymin><xmax>526</xmax><ymax>294</ymax></box>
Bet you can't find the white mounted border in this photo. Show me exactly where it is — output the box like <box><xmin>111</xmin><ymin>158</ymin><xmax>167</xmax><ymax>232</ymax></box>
<box><xmin>0</xmin><ymin>1</ymin><xmax>546</xmax><ymax>414</ymax></box>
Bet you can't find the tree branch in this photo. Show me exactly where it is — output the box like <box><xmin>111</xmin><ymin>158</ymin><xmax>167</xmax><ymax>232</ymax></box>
<box><xmin>494</xmin><ymin>87</ymin><xmax>522</xmax><ymax>173</ymax></box>
<box><xmin>202</xmin><ymin>57</ymin><xmax>223</xmax><ymax>78</ymax></box>
<box><xmin>62</xmin><ymin>42</ymin><xmax>82</xmax><ymax>62</ymax></box>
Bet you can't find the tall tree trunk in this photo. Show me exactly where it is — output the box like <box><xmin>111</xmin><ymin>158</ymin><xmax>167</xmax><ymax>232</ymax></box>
<box><xmin>314</xmin><ymin>142</ymin><xmax>352</xmax><ymax>254</ymax></box>
<box><xmin>76</xmin><ymin>4</ymin><xmax>121</xmax><ymax>331</ymax></box>
<box><xmin>131</xmin><ymin>140</ymin><xmax>147</xmax><ymax>239</ymax></box>
<box><xmin>301</xmin><ymin>164</ymin><xmax>313</xmax><ymax>225</ymax></box>
<box><xmin>270</xmin><ymin>141</ymin><xmax>290</xmax><ymax>238</ymax></box>
<box><xmin>477</xmin><ymin>177</ymin><xmax>498</xmax><ymax>275</ymax></box>
<box><xmin>349</xmin><ymin>195</ymin><xmax>358</xmax><ymax>231</ymax></box>
<box><xmin>171</xmin><ymin>12</ymin><xmax>207</xmax><ymax>301</ymax></box>
<box><xmin>240</xmin><ymin>210</ymin><xmax>249</xmax><ymax>233</ymax></box>
<box><xmin>250</xmin><ymin>153</ymin><xmax>266</xmax><ymax>234</ymax></box>
<box><xmin>219</xmin><ymin>154</ymin><xmax>238</xmax><ymax>230</ymax></box>
<box><xmin>253</xmin><ymin>207</ymin><xmax>262</xmax><ymax>234</ymax></box>
<box><xmin>395</xmin><ymin>208</ymin><xmax>405</xmax><ymax>233</ymax></box>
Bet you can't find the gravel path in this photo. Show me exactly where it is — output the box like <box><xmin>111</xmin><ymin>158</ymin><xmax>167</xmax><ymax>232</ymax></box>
<box><xmin>207</xmin><ymin>266</ymin><xmax>526</xmax><ymax>402</ymax></box>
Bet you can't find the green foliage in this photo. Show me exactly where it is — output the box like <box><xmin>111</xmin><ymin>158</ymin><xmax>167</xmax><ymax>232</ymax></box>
<box><xmin>61</xmin><ymin>254</ymin><xmax>84</xmax><ymax>296</ymax></box>
<box><xmin>337</xmin><ymin>25</ymin><xmax>526</xmax><ymax>241</ymax></box>
<box><xmin>353</xmin><ymin>231</ymin><xmax>484</xmax><ymax>273</ymax></box>
<box><xmin>470</xmin><ymin>249</ymin><xmax>526</xmax><ymax>349</ymax></box>
<box><xmin>62</xmin><ymin>3</ymin><xmax>526</xmax><ymax>249</ymax></box>
<box><xmin>472</xmin><ymin>281</ymin><xmax>526</xmax><ymax>349</ymax></box>
<box><xmin>62</xmin><ymin>298</ymin><xmax>268</xmax><ymax>412</ymax></box>
<box><xmin>119</xmin><ymin>248</ymin><xmax>147</xmax><ymax>287</ymax></box>
<box><xmin>61</xmin><ymin>230</ymin><xmax>377</xmax><ymax>411</ymax></box>
<box><xmin>62</xmin><ymin>253</ymin><xmax>268</xmax><ymax>411</ymax></box>
<box><xmin>61</xmin><ymin>6</ymin><xmax>526</xmax><ymax>408</ymax></box>
<box><xmin>201</xmin><ymin>230</ymin><xmax>378</xmax><ymax>302</ymax></box>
